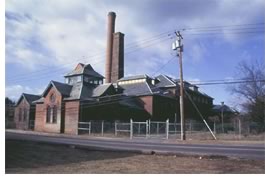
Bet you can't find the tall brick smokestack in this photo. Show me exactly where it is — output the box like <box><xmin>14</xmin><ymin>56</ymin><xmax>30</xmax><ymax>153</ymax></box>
<box><xmin>111</xmin><ymin>32</ymin><xmax>124</xmax><ymax>82</ymax></box>
<box><xmin>105</xmin><ymin>12</ymin><xmax>116</xmax><ymax>83</ymax></box>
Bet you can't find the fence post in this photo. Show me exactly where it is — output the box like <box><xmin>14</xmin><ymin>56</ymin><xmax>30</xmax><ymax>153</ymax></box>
<box><xmin>101</xmin><ymin>120</ymin><xmax>104</xmax><ymax>136</ymax></box>
<box><xmin>115</xmin><ymin>121</ymin><xmax>117</xmax><ymax>136</ymax></box>
<box><xmin>157</xmin><ymin>122</ymin><xmax>159</xmax><ymax>136</ymax></box>
<box><xmin>190</xmin><ymin>120</ymin><xmax>192</xmax><ymax>134</ymax></box>
<box><xmin>166</xmin><ymin>119</ymin><xmax>169</xmax><ymax>139</ymax></box>
<box><xmin>213</xmin><ymin>120</ymin><xmax>216</xmax><ymax>134</ymax></box>
<box><xmin>138</xmin><ymin>122</ymin><xmax>140</xmax><ymax>134</ymax></box>
<box><xmin>146</xmin><ymin>120</ymin><xmax>148</xmax><ymax>138</ymax></box>
<box><xmin>89</xmin><ymin>121</ymin><xmax>91</xmax><ymax>135</ymax></box>
<box><xmin>238</xmin><ymin>119</ymin><xmax>241</xmax><ymax>140</ymax></box>
<box><xmin>130</xmin><ymin>119</ymin><xmax>133</xmax><ymax>139</ymax></box>
<box><xmin>148</xmin><ymin>119</ymin><xmax>151</xmax><ymax>136</ymax></box>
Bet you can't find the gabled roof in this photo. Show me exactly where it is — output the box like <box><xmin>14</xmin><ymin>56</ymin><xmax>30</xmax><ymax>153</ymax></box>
<box><xmin>213</xmin><ymin>105</ymin><xmax>237</xmax><ymax>113</ymax></box>
<box><xmin>32</xmin><ymin>97</ymin><xmax>44</xmax><ymax>104</ymax></box>
<box><xmin>64</xmin><ymin>63</ymin><xmax>104</xmax><ymax>78</ymax></box>
<box><xmin>64</xmin><ymin>82</ymin><xmax>94</xmax><ymax>101</ymax></box>
<box><xmin>15</xmin><ymin>93</ymin><xmax>41</xmax><ymax>106</ymax></box>
<box><xmin>155</xmin><ymin>75</ymin><xmax>176</xmax><ymax>88</ymax></box>
<box><xmin>92</xmin><ymin>83</ymin><xmax>114</xmax><ymax>97</ymax></box>
<box><xmin>42</xmin><ymin>80</ymin><xmax>72</xmax><ymax>97</ymax></box>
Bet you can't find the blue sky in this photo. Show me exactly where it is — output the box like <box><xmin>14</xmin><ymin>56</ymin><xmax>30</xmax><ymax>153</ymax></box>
<box><xmin>5</xmin><ymin>0</ymin><xmax>265</xmax><ymax>110</ymax></box>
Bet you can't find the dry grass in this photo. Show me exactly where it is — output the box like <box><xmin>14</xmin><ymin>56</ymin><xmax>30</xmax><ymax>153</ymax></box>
<box><xmin>5</xmin><ymin>140</ymin><xmax>265</xmax><ymax>174</ymax></box>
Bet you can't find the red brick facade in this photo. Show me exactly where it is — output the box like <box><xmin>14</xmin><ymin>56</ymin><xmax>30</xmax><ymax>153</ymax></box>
<box><xmin>35</xmin><ymin>87</ymin><xmax>63</xmax><ymax>133</ymax></box>
<box><xmin>64</xmin><ymin>101</ymin><xmax>80</xmax><ymax>135</ymax></box>
<box><xmin>14</xmin><ymin>98</ymin><xmax>30</xmax><ymax>130</ymax></box>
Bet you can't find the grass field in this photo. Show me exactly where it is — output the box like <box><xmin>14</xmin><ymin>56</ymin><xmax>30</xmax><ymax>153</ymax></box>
<box><xmin>5</xmin><ymin>140</ymin><xmax>265</xmax><ymax>174</ymax></box>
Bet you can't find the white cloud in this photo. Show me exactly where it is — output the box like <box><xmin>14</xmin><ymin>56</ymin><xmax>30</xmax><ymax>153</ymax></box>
<box><xmin>5</xmin><ymin>84</ymin><xmax>44</xmax><ymax>101</ymax></box>
<box><xmin>5</xmin><ymin>0</ymin><xmax>264</xmax><ymax>81</ymax></box>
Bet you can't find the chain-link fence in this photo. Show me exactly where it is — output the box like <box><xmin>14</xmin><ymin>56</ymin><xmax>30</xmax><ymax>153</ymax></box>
<box><xmin>77</xmin><ymin>119</ymin><xmax>264</xmax><ymax>140</ymax></box>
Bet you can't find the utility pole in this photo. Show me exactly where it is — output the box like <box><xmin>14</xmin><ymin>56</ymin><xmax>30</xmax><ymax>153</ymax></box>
<box><xmin>172</xmin><ymin>31</ymin><xmax>185</xmax><ymax>140</ymax></box>
<box><xmin>221</xmin><ymin>101</ymin><xmax>224</xmax><ymax>133</ymax></box>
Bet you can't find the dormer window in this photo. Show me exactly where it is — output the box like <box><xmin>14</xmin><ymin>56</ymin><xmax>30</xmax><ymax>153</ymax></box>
<box><xmin>77</xmin><ymin>76</ymin><xmax>82</xmax><ymax>82</ymax></box>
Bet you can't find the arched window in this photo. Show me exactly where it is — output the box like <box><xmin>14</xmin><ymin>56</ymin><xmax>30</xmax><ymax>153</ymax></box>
<box><xmin>50</xmin><ymin>93</ymin><xmax>56</xmax><ymax>103</ymax></box>
<box><xmin>52</xmin><ymin>106</ymin><xmax>57</xmax><ymax>123</ymax></box>
<box><xmin>46</xmin><ymin>106</ymin><xmax>51</xmax><ymax>123</ymax></box>
<box><xmin>23</xmin><ymin>108</ymin><xmax>27</xmax><ymax>121</ymax></box>
<box><xmin>46</xmin><ymin>105</ymin><xmax>57</xmax><ymax>124</ymax></box>
<box><xmin>19</xmin><ymin>108</ymin><xmax>22</xmax><ymax>121</ymax></box>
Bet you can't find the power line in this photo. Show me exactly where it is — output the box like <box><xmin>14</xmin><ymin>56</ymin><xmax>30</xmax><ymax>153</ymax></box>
<box><xmin>7</xmin><ymin>22</ymin><xmax>264</xmax><ymax>79</ymax></box>
<box><xmin>8</xmin><ymin>36</ymin><xmax>173</xmax><ymax>83</ymax></box>
<box><xmin>7</xmin><ymin>33</ymin><xmax>173</xmax><ymax>80</ymax></box>
<box><xmin>182</xmin><ymin>22</ymin><xmax>264</xmax><ymax>30</ymax></box>
<box><xmin>7</xmin><ymin>22</ymin><xmax>264</xmax><ymax>82</ymax></box>
<box><xmin>183</xmin><ymin>30</ymin><xmax>264</xmax><ymax>36</ymax></box>
<box><xmin>6</xmin><ymin>23</ymin><xmax>264</xmax><ymax>80</ymax></box>
<box><xmin>183</xmin><ymin>27</ymin><xmax>264</xmax><ymax>32</ymax></box>
<box><xmin>192</xmin><ymin>79</ymin><xmax>265</xmax><ymax>86</ymax></box>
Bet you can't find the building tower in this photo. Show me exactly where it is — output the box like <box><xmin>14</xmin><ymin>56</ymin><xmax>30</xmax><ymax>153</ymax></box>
<box><xmin>105</xmin><ymin>12</ymin><xmax>124</xmax><ymax>83</ymax></box>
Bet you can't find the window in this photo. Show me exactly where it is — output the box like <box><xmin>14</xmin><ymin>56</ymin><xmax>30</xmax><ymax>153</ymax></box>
<box><xmin>52</xmin><ymin>106</ymin><xmax>57</xmax><ymax>123</ymax></box>
<box><xmin>23</xmin><ymin>108</ymin><xmax>27</xmax><ymax>121</ymax></box>
<box><xmin>50</xmin><ymin>93</ymin><xmax>56</xmax><ymax>103</ymax></box>
<box><xmin>46</xmin><ymin>106</ymin><xmax>51</xmax><ymax>123</ymax></box>
<box><xmin>19</xmin><ymin>108</ymin><xmax>22</xmax><ymax>121</ymax></box>
<box><xmin>46</xmin><ymin>105</ymin><xmax>57</xmax><ymax>123</ymax></box>
<box><xmin>99</xmin><ymin>80</ymin><xmax>103</xmax><ymax>84</ymax></box>
<box><xmin>77</xmin><ymin>76</ymin><xmax>82</xmax><ymax>82</ymax></box>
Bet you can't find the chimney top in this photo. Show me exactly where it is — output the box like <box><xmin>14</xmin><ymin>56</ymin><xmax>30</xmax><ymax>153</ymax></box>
<box><xmin>108</xmin><ymin>12</ymin><xmax>116</xmax><ymax>16</ymax></box>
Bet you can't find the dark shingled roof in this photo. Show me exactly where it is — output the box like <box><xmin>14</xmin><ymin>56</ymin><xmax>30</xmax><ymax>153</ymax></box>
<box><xmin>92</xmin><ymin>83</ymin><xmax>113</xmax><ymax>97</ymax></box>
<box><xmin>64</xmin><ymin>82</ymin><xmax>95</xmax><ymax>100</ymax></box>
<box><xmin>65</xmin><ymin>63</ymin><xmax>104</xmax><ymax>78</ymax></box>
<box><xmin>32</xmin><ymin>97</ymin><xmax>44</xmax><ymax>104</ymax></box>
<box><xmin>213</xmin><ymin>105</ymin><xmax>237</xmax><ymax>113</ymax></box>
<box><xmin>42</xmin><ymin>81</ymin><xmax>72</xmax><ymax>97</ymax></box>
<box><xmin>16</xmin><ymin>93</ymin><xmax>41</xmax><ymax>106</ymax></box>
<box><xmin>23</xmin><ymin>93</ymin><xmax>41</xmax><ymax>104</ymax></box>
<box><xmin>118</xmin><ymin>81</ymin><xmax>161</xmax><ymax>96</ymax></box>
<box><xmin>51</xmin><ymin>81</ymin><xmax>72</xmax><ymax>96</ymax></box>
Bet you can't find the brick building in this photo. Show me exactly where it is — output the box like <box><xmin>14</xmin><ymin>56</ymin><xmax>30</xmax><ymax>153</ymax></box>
<box><xmin>14</xmin><ymin>93</ymin><xmax>41</xmax><ymax>130</ymax></box>
<box><xmin>14</xmin><ymin>12</ymin><xmax>214</xmax><ymax>134</ymax></box>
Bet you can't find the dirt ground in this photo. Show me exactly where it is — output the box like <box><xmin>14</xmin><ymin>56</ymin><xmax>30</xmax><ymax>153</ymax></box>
<box><xmin>5</xmin><ymin>140</ymin><xmax>265</xmax><ymax>174</ymax></box>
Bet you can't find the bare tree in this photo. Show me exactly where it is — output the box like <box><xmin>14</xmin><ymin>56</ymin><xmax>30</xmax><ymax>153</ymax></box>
<box><xmin>231</xmin><ymin>60</ymin><xmax>265</xmax><ymax>131</ymax></box>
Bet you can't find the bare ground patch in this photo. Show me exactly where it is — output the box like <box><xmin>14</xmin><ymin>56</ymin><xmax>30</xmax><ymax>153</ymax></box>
<box><xmin>5</xmin><ymin>140</ymin><xmax>265</xmax><ymax>174</ymax></box>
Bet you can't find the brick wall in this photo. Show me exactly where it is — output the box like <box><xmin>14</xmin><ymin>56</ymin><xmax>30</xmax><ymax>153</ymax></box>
<box><xmin>64</xmin><ymin>101</ymin><xmax>80</xmax><ymax>135</ymax></box>
<box><xmin>35</xmin><ymin>103</ymin><xmax>45</xmax><ymax>131</ymax></box>
<box><xmin>35</xmin><ymin>86</ymin><xmax>62</xmax><ymax>133</ymax></box>
<box><xmin>14</xmin><ymin>98</ymin><xmax>30</xmax><ymax>130</ymax></box>
<box><xmin>111</xmin><ymin>32</ymin><xmax>124</xmax><ymax>82</ymax></box>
